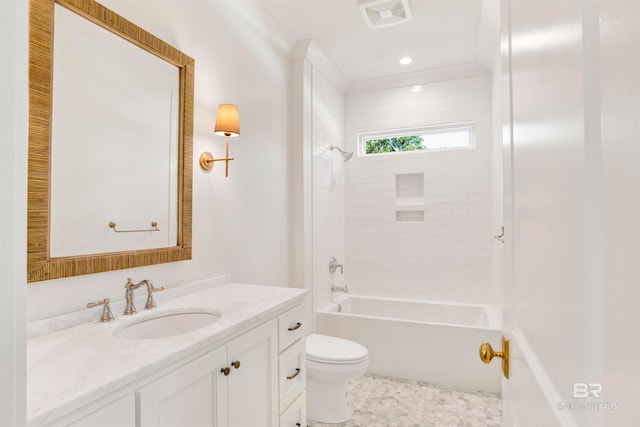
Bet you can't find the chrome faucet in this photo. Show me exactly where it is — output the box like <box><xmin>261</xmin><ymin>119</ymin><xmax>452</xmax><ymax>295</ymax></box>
<box><xmin>123</xmin><ymin>278</ymin><xmax>165</xmax><ymax>315</ymax></box>
<box><xmin>329</xmin><ymin>257</ymin><xmax>343</xmax><ymax>274</ymax></box>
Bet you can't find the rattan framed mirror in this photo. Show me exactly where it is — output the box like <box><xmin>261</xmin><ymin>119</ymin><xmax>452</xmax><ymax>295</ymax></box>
<box><xmin>28</xmin><ymin>0</ymin><xmax>194</xmax><ymax>282</ymax></box>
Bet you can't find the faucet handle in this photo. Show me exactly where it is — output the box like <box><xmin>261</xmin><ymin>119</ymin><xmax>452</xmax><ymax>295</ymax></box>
<box><xmin>329</xmin><ymin>257</ymin><xmax>344</xmax><ymax>274</ymax></box>
<box><xmin>144</xmin><ymin>282</ymin><xmax>165</xmax><ymax>310</ymax></box>
<box><xmin>87</xmin><ymin>298</ymin><xmax>115</xmax><ymax>322</ymax></box>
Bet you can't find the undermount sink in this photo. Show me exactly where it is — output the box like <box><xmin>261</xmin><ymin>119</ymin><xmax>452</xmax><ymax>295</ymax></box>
<box><xmin>112</xmin><ymin>309</ymin><xmax>222</xmax><ymax>340</ymax></box>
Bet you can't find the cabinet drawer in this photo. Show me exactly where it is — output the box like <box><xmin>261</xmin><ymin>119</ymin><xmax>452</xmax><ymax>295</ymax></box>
<box><xmin>279</xmin><ymin>391</ymin><xmax>306</xmax><ymax>427</ymax></box>
<box><xmin>279</xmin><ymin>337</ymin><xmax>306</xmax><ymax>413</ymax></box>
<box><xmin>278</xmin><ymin>304</ymin><xmax>306</xmax><ymax>351</ymax></box>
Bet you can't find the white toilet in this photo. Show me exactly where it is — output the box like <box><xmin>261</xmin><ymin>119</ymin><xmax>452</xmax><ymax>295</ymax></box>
<box><xmin>306</xmin><ymin>334</ymin><xmax>369</xmax><ymax>424</ymax></box>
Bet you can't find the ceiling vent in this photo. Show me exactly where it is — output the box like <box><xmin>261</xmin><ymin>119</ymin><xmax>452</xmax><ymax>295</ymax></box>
<box><xmin>359</xmin><ymin>0</ymin><xmax>412</xmax><ymax>29</ymax></box>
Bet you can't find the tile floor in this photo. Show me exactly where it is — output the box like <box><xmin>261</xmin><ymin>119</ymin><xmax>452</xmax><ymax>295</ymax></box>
<box><xmin>308</xmin><ymin>374</ymin><xmax>502</xmax><ymax>427</ymax></box>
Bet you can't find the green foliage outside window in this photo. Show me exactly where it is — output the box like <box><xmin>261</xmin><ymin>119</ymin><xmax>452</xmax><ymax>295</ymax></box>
<box><xmin>365</xmin><ymin>135</ymin><xmax>425</xmax><ymax>154</ymax></box>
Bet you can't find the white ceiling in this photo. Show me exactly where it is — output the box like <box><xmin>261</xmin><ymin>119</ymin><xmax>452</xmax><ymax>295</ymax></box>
<box><xmin>250</xmin><ymin>0</ymin><xmax>496</xmax><ymax>83</ymax></box>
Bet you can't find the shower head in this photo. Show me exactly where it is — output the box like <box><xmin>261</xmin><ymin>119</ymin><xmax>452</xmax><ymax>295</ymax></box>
<box><xmin>330</xmin><ymin>145</ymin><xmax>354</xmax><ymax>163</ymax></box>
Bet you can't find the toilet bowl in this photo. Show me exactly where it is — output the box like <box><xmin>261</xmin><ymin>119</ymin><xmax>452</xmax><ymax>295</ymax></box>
<box><xmin>306</xmin><ymin>334</ymin><xmax>369</xmax><ymax>424</ymax></box>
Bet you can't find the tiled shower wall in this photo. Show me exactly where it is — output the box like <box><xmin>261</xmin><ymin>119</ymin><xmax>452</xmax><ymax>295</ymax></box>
<box><xmin>344</xmin><ymin>75</ymin><xmax>499</xmax><ymax>304</ymax></box>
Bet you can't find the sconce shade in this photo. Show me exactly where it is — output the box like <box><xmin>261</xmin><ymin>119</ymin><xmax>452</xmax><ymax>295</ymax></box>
<box><xmin>214</xmin><ymin>104</ymin><xmax>240</xmax><ymax>137</ymax></box>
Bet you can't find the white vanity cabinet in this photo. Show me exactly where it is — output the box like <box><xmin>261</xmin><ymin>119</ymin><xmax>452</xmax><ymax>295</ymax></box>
<box><xmin>66</xmin><ymin>395</ymin><xmax>135</xmax><ymax>427</ymax></box>
<box><xmin>29</xmin><ymin>284</ymin><xmax>308</xmax><ymax>427</ymax></box>
<box><xmin>277</xmin><ymin>304</ymin><xmax>307</xmax><ymax>427</ymax></box>
<box><xmin>138</xmin><ymin>320</ymin><xmax>278</xmax><ymax>427</ymax></box>
<box><xmin>226</xmin><ymin>320</ymin><xmax>278</xmax><ymax>427</ymax></box>
<box><xmin>137</xmin><ymin>346</ymin><xmax>228</xmax><ymax>426</ymax></box>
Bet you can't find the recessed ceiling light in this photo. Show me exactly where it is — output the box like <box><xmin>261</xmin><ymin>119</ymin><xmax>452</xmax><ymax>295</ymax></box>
<box><xmin>409</xmin><ymin>85</ymin><xmax>423</xmax><ymax>95</ymax></box>
<box><xmin>399</xmin><ymin>56</ymin><xmax>412</xmax><ymax>65</ymax></box>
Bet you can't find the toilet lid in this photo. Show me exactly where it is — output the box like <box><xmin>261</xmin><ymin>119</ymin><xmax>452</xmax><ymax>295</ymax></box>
<box><xmin>306</xmin><ymin>334</ymin><xmax>368</xmax><ymax>364</ymax></box>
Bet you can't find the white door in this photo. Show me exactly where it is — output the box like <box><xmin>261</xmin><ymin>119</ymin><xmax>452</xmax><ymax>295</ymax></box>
<box><xmin>500</xmin><ymin>0</ymin><xmax>640</xmax><ymax>426</ymax></box>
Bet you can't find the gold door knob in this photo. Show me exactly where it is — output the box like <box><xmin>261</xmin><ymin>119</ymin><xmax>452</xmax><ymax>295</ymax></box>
<box><xmin>478</xmin><ymin>336</ymin><xmax>509</xmax><ymax>378</ymax></box>
<box><xmin>220</xmin><ymin>367</ymin><xmax>231</xmax><ymax>376</ymax></box>
<box><xmin>231</xmin><ymin>360</ymin><xmax>240</xmax><ymax>369</ymax></box>
<box><xmin>479</xmin><ymin>342</ymin><xmax>502</xmax><ymax>363</ymax></box>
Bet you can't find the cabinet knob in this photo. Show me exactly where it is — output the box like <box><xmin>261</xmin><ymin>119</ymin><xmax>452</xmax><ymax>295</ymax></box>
<box><xmin>220</xmin><ymin>367</ymin><xmax>231</xmax><ymax>376</ymax></box>
<box><xmin>231</xmin><ymin>360</ymin><xmax>241</xmax><ymax>369</ymax></box>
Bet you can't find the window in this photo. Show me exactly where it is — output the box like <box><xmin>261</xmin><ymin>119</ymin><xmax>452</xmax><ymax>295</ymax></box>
<box><xmin>358</xmin><ymin>122</ymin><xmax>474</xmax><ymax>156</ymax></box>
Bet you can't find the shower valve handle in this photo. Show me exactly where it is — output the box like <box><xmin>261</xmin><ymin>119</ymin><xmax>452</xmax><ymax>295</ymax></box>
<box><xmin>329</xmin><ymin>257</ymin><xmax>343</xmax><ymax>274</ymax></box>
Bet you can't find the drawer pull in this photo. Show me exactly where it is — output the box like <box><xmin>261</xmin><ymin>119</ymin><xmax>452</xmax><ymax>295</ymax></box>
<box><xmin>220</xmin><ymin>367</ymin><xmax>230</xmax><ymax>376</ymax></box>
<box><xmin>231</xmin><ymin>360</ymin><xmax>241</xmax><ymax>369</ymax></box>
<box><xmin>288</xmin><ymin>322</ymin><xmax>302</xmax><ymax>331</ymax></box>
<box><xmin>286</xmin><ymin>368</ymin><xmax>301</xmax><ymax>380</ymax></box>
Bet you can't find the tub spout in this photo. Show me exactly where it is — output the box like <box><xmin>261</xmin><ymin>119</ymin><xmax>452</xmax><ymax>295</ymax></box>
<box><xmin>331</xmin><ymin>284</ymin><xmax>349</xmax><ymax>293</ymax></box>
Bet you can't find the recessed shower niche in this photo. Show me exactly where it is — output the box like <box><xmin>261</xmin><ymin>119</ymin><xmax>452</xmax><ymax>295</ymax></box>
<box><xmin>395</xmin><ymin>173</ymin><xmax>424</xmax><ymax>222</ymax></box>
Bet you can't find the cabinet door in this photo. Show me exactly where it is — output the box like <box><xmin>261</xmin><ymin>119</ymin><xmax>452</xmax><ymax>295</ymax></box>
<box><xmin>226</xmin><ymin>319</ymin><xmax>278</xmax><ymax>427</ymax></box>
<box><xmin>137</xmin><ymin>346</ymin><xmax>228</xmax><ymax>427</ymax></box>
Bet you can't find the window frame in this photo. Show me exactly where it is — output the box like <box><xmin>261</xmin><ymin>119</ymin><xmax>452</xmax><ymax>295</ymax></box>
<box><xmin>357</xmin><ymin>121</ymin><xmax>476</xmax><ymax>157</ymax></box>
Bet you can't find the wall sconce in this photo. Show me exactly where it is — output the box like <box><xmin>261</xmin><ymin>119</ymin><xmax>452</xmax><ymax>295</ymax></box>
<box><xmin>199</xmin><ymin>104</ymin><xmax>240</xmax><ymax>177</ymax></box>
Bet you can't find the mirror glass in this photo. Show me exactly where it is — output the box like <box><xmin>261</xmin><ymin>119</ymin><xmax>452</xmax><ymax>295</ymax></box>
<box><xmin>28</xmin><ymin>0</ymin><xmax>194</xmax><ymax>282</ymax></box>
<box><xmin>50</xmin><ymin>4</ymin><xmax>179</xmax><ymax>257</ymax></box>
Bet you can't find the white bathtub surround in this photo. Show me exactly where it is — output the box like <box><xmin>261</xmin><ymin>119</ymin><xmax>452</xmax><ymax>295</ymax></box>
<box><xmin>27</xmin><ymin>283</ymin><xmax>306</xmax><ymax>426</ymax></box>
<box><xmin>316</xmin><ymin>295</ymin><xmax>502</xmax><ymax>393</ymax></box>
<box><xmin>308</xmin><ymin>374</ymin><xmax>502</xmax><ymax>427</ymax></box>
<box><xmin>344</xmin><ymin>74</ymin><xmax>499</xmax><ymax>305</ymax></box>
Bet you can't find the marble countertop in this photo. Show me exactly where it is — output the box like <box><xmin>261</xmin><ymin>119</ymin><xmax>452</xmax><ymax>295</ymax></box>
<box><xmin>27</xmin><ymin>282</ymin><xmax>307</xmax><ymax>426</ymax></box>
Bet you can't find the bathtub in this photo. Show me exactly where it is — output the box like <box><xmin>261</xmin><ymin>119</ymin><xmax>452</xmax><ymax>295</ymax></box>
<box><xmin>316</xmin><ymin>295</ymin><xmax>502</xmax><ymax>393</ymax></box>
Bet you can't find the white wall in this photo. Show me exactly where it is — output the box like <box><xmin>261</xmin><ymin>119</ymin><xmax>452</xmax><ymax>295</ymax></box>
<box><xmin>344</xmin><ymin>75</ymin><xmax>498</xmax><ymax>304</ymax></box>
<box><xmin>27</xmin><ymin>0</ymin><xmax>292</xmax><ymax>321</ymax></box>
<box><xmin>0</xmin><ymin>1</ymin><xmax>28</xmax><ymax>424</ymax></box>
<box><xmin>312</xmin><ymin>70</ymin><xmax>346</xmax><ymax>312</ymax></box>
<box><xmin>289</xmin><ymin>40</ymin><xmax>348</xmax><ymax>327</ymax></box>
